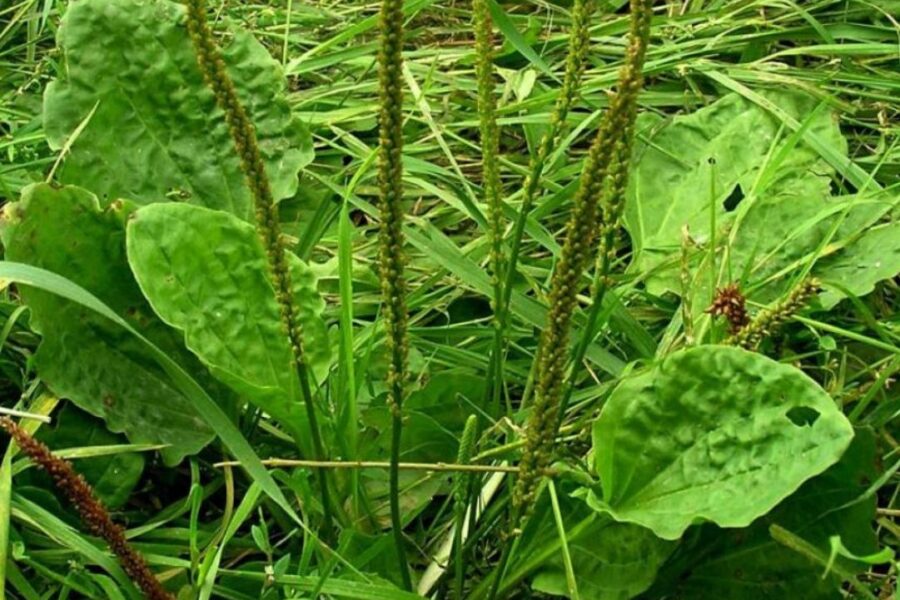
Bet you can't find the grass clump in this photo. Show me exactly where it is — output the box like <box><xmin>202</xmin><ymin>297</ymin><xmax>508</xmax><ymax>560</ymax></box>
<box><xmin>0</xmin><ymin>0</ymin><xmax>897</xmax><ymax>598</ymax></box>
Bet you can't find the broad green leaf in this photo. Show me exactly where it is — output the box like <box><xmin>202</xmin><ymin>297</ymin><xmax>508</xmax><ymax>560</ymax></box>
<box><xmin>722</xmin><ymin>191</ymin><xmax>892</xmax><ymax>299</ymax></box>
<box><xmin>625</xmin><ymin>91</ymin><xmax>898</xmax><ymax>310</ymax></box>
<box><xmin>501</xmin><ymin>482</ymin><xmax>673</xmax><ymax>600</ymax></box>
<box><xmin>589</xmin><ymin>345</ymin><xmax>853</xmax><ymax>540</ymax></box>
<box><xmin>685</xmin><ymin>190</ymin><xmax>894</xmax><ymax>325</ymax></box>
<box><xmin>126</xmin><ymin>202</ymin><xmax>330</xmax><ymax>451</ymax></box>
<box><xmin>0</xmin><ymin>261</ymin><xmax>304</xmax><ymax>531</ymax></box>
<box><xmin>815</xmin><ymin>220</ymin><xmax>900</xmax><ymax>308</ymax></box>
<box><xmin>624</xmin><ymin>92</ymin><xmax>844</xmax><ymax>295</ymax></box>
<box><xmin>0</xmin><ymin>184</ymin><xmax>214</xmax><ymax>464</ymax></box>
<box><xmin>647</xmin><ymin>430</ymin><xmax>880</xmax><ymax>599</ymax></box>
<box><xmin>44</xmin><ymin>0</ymin><xmax>312</xmax><ymax>219</ymax></box>
<box><xmin>531</xmin><ymin>519</ymin><xmax>674</xmax><ymax>600</ymax></box>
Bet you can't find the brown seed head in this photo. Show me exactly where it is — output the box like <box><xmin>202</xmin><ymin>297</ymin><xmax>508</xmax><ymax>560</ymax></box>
<box><xmin>707</xmin><ymin>283</ymin><xmax>749</xmax><ymax>333</ymax></box>
<box><xmin>0</xmin><ymin>417</ymin><xmax>174</xmax><ymax>600</ymax></box>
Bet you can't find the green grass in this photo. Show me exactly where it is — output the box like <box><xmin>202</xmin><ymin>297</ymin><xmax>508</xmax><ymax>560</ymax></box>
<box><xmin>0</xmin><ymin>0</ymin><xmax>898</xmax><ymax>598</ymax></box>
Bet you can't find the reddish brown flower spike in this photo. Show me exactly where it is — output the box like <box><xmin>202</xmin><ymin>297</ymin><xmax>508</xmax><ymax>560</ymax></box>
<box><xmin>0</xmin><ymin>417</ymin><xmax>174</xmax><ymax>600</ymax></box>
<box><xmin>707</xmin><ymin>283</ymin><xmax>749</xmax><ymax>333</ymax></box>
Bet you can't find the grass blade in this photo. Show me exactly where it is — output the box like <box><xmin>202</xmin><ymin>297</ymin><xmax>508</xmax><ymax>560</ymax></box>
<box><xmin>0</xmin><ymin>262</ymin><xmax>305</xmax><ymax>530</ymax></box>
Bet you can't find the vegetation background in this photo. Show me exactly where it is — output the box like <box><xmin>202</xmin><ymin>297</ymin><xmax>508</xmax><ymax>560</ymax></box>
<box><xmin>0</xmin><ymin>0</ymin><xmax>898</xmax><ymax>598</ymax></box>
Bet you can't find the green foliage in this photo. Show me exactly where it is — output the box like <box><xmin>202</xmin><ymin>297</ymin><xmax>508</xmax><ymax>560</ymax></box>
<box><xmin>648</xmin><ymin>430</ymin><xmax>881</xmax><ymax>598</ymax></box>
<box><xmin>22</xmin><ymin>405</ymin><xmax>145</xmax><ymax>510</ymax></box>
<box><xmin>624</xmin><ymin>92</ymin><xmax>899</xmax><ymax>311</ymax></box>
<box><xmin>1</xmin><ymin>0</ymin><xmax>897</xmax><ymax>597</ymax></box>
<box><xmin>816</xmin><ymin>220</ymin><xmax>900</xmax><ymax>308</ymax></box>
<box><xmin>44</xmin><ymin>0</ymin><xmax>312</xmax><ymax>219</ymax></box>
<box><xmin>531</xmin><ymin>520</ymin><xmax>674</xmax><ymax>600</ymax></box>
<box><xmin>624</xmin><ymin>92</ymin><xmax>842</xmax><ymax>293</ymax></box>
<box><xmin>0</xmin><ymin>184</ymin><xmax>214</xmax><ymax>464</ymax></box>
<box><xmin>126</xmin><ymin>203</ymin><xmax>330</xmax><ymax>452</ymax></box>
<box><xmin>589</xmin><ymin>345</ymin><xmax>853</xmax><ymax>540</ymax></box>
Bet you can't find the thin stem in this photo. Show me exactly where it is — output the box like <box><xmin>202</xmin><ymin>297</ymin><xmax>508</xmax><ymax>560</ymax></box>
<box><xmin>0</xmin><ymin>407</ymin><xmax>51</xmax><ymax>423</ymax></box>
<box><xmin>376</xmin><ymin>0</ymin><xmax>413</xmax><ymax>589</ymax></box>
<box><xmin>473</xmin><ymin>0</ymin><xmax>507</xmax><ymax>416</ymax></box>
<box><xmin>390</xmin><ymin>409</ymin><xmax>409</xmax><ymax>585</ymax></box>
<box><xmin>486</xmin><ymin>543</ymin><xmax>512</xmax><ymax>600</ymax></box>
<box><xmin>184</xmin><ymin>0</ymin><xmax>334</xmax><ymax>535</ymax></box>
<box><xmin>213</xmin><ymin>459</ymin><xmax>521</xmax><ymax>474</ymax></box>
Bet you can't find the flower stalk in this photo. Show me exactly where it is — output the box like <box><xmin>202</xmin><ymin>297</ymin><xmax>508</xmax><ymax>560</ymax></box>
<box><xmin>473</xmin><ymin>0</ymin><xmax>507</xmax><ymax>414</ymax></box>
<box><xmin>184</xmin><ymin>0</ymin><xmax>334</xmax><ymax>532</ymax></box>
<box><xmin>376</xmin><ymin>0</ymin><xmax>413</xmax><ymax>589</ymax></box>
<box><xmin>512</xmin><ymin>0</ymin><xmax>653</xmax><ymax>520</ymax></box>
<box><xmin>728</xmin><ymin>279</ymin><xmax>821</xmax><ymax>349</ymax></box>
<box><xmin>1</xmin><ymin>417</ymin><xmax>174</xmax><ymax>600</ymax></box>
<box><xmin>486</xmin><ymin>0</ymin><xmax>597</xmax><ymax>415</ymax></box>
<box><xmin>453</xmin><ymin>415</ymin><xmax>479</xmax><ymax>598</ymax></box>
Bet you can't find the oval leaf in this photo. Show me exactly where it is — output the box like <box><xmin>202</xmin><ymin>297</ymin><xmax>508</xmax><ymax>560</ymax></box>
<box><xmin>44</xmin><ymin>0</ymin><xmax>312</xmax><ymax>219</ymax></box>
<box><xmin>590</xmin><ymin>345</ymin><xmax>853</xmax><ymax>540</ymax></box>
<box><xmin>125</xmin><ymin>203</ymin><xmax>331</xmax><ymax>449</ymax></box>
<box><xmin>0</xmin><ymin>184</ymin><xmax>214</xmax><ymax>464</ymax></box>
<box><xmin>648</xmin><ymin>430</ymin><xmax>879</xmax><ymax>599</ymax></box>
<box><xmin>816</xmin><ymin>220</ymin><xmax>900</xmax><ymax>308</ymax></box>
<box><xmin>22</xmin><ymin>405</ymin><xmax>145</xmax><ymax>510</ymax></box>
<box><xmin>623</xmin><ymin>92</ymin><xmax>845</xmax><ymax>296</ymax></box>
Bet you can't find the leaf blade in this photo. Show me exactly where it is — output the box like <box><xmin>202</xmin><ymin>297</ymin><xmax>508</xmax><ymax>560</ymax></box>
<box><xmin>591</xmin><ymin>345</ymin><xmax>853</xmax><ymax>540</ymax></box>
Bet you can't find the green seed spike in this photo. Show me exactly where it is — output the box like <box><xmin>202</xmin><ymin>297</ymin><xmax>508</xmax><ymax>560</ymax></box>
<box><xmin>473</xmin><ymin>0</ymin><xmax>506</xmax><ymax>413</ymax></box>
<box><xmin>505</xmin><ymin>0</ymin><xmax>595</xmax><ymax>259</ymax></box>
<box><xmin>486</xmin><ymin>0</ymin><xmax>596</xmax><ymax>414</ymax></box>
<box><xmin>376</xmin><ymin>0</ymin><xmax>413</xmax><ymax>589</ymax></box>
<box><xmin>728</xmin><ymin>278</ymin><xmax>821</xmax><ymax>349</ymax></box>
<box><xmin>512</xmin><ymin>0</ymin><xmax>653</xmax><ymax>520</ymax></box>
<box><xmin>183</xmin><ymin>0</ymin><xmax>334</xmax><ymax>533</ymax></box>
<box><xmin>512</xmin><ymin>0</ymin><xmax>595</xmax><ymax>248</ymax></box>
<box><xmin>452</xmin><ymin>415</ymin><xmax>479</xmax><ymax>598</ymax></box>
<box><xmin>561</xmin><ymin>49</ymin><xmax>653</xmax><ymax>419</ymax></box>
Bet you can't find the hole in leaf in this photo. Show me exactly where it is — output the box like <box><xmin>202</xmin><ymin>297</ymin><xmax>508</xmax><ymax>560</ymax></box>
<box><xmin>829</xmin><ymin>178</ymin><xmax>842</xmax><ymax>196</ymax></box>
<box><xmin>831</xmin><ymin>177</ymin><xmax>857</xmax><ymax>196</ymax></box>
<box><xmin>786</xmin><ymin>406</ymin><xmax>820</xmax><ymax>427</ymax></box>
<box><xmin>723</xmin><ymin>185</ymin><xmax>744</xmax><ymax>212</ymax></box>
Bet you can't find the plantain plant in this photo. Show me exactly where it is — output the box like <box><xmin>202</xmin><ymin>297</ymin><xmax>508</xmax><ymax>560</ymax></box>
<box><xmin>0</xmin><ymin>0</ymin><xmax>896</xmax><ymax>598</ymax></box>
